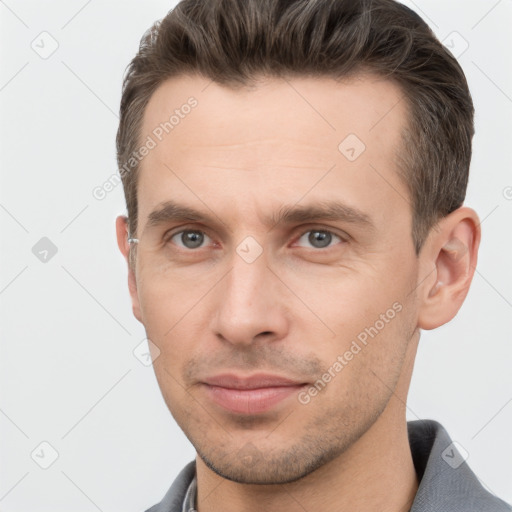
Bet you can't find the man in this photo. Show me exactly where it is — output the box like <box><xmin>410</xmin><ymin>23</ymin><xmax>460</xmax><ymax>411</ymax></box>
<box><xmin>115</xmin><ymin>0</ymin><xmax>511</xmax><ymax>511</ymax></box>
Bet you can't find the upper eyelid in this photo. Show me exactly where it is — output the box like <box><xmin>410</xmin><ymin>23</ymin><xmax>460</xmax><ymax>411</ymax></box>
<box><xmin>163</xmin><ymin>224</ymin><xmax>214</xmax><ymax>241</ymax></box>
<box><xmin>291</xmin><ymin>229</ymin><xmax>348</xmax><ymax>248</ymax></box>
<box><xmin>163</xmin><ymin>225</ymin><xmax>349</xmax><ymax>247</ymax></box>
<box><xmin>292</xmin><ymin>225</ymin><xmax>350</xmax><ymax>243</ymax></box>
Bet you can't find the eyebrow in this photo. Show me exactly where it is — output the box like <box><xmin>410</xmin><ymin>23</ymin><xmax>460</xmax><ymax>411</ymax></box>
<box><xmin>142</xmin><ymin>199</ymin><xmax>375</xmax><ymax>235</ymax></box>
<box><xmin>143</xmin><ymin>201</ymin><xmax>220</xmax><ymax>234</ymax></box>
<box><xmin>146</xmin><ymin>203</ymin><xmax>207</xmax><ymax>225</ymax></box>
<box><xmin>270</xmin><ymin>201</ymin><xmax>375</xmax><ymax>232</ymax></box>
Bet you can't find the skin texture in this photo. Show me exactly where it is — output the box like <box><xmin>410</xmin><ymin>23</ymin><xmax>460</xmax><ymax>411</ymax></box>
<box><xmin>116</xmin><ymin>73</ymin><xmax>480</xmax><ymax>512</ymax></box>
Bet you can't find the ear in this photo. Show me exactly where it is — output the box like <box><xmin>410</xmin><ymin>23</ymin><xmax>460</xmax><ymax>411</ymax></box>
<box><xmin>417</xmin><ymin>206</ymin><xmax>481</xmax><ymax>330</ymax></box>
<box><xmin>115</xmin><ymin>215</ymin><xmax>142</xmax><ymax>323</ymax></box>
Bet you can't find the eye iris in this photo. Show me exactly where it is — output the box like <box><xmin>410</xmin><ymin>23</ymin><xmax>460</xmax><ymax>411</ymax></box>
<box><xmin>182</xmin><ymin>231</ymin><xmax>204</xmax><ymax>248</ymax></box>
<box><xmin>308</xmin><ymin>230</ymin><xmax>331</xmax><ymax>248</ymax></box>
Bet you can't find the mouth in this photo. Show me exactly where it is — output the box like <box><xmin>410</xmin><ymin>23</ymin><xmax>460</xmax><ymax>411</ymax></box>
<box><xmin>201</xmin><ymin>373</ymin><xmax>309</xmax><ymax>415</ymax></box>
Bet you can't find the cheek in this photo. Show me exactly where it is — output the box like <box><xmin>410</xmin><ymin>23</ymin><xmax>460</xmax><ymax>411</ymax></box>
<box><xmin>287</xmin><ymin>260</ymin><xmax>415</xmax><ymax>387</ymax></box>
<box><xmin>309</xmin><ymin>301</ymin><xmax>413</xmax><ymax>418</ymax></box>
<box><xmin>288</xmin><ymin>263</ymin><xmax>407</xmax><ymax>334</ymax></box>
<box><xmin>136</xmin><ymin>263</ymin><xmax>217</xmax><ymax>337</ymax></box>
<box><xmin>136</xmin><ymin>282</ymin><xmax>196</xmax><ymax>392</ymax></box>
<box><xmin>136</xmin><ymin>266</ymin><xmax>220</xmax><ymax>369</ymax></box>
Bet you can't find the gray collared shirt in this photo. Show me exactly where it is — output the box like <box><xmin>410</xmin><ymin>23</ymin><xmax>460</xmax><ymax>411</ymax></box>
<box><xmin>146</xmin><ymin>419</ymin><xmax>511</xmax><ymax>512</ymax></box>
<box><xmin>181</xmin><ymin>471</ymin><xmax>197</xmax><ymax>512</ymax></box>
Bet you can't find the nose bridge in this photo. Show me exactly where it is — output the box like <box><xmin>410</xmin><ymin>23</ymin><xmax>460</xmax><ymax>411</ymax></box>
<box><xmin>224</xmin><ymin>252</ymin><xmax>270</xmax><ymax>318</ymax></box>
<box><xmin>212</xmin><ymin>248</ymin><xmax>288</xmax><ymax>345</ymax></box>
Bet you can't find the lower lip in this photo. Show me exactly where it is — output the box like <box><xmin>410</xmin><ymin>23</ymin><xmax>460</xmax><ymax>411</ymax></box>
<box><xmin>202</xmin><ymin>384</ymin><xmax>306</xmax><ymax>414</ymax></box>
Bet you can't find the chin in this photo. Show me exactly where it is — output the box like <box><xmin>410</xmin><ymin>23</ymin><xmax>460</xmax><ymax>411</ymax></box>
<box><xmin>197</xmin><ymin>442</ymin><xmax>340</xmax><ymax>485</ymax></box>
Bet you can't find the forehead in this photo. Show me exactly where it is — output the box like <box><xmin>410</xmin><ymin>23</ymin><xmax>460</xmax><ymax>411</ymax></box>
<box><xmin>137</xmin><ymin>73</ymin><xmax>411</xmax><ymax>235</ymax></box>
<box><xmin>141</xmin><ymin>72</ymin><xmax>407</xmax><ymax>156</ymax></box>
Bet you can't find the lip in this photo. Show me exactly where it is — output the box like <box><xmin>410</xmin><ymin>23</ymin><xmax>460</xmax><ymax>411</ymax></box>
<box><xmin>203</xmin><ymin>373</ymin><xmax>305</xmax><ymax>389</ymax></box>
<box><xmin>201</xmin><ymin>373</ymin><xmax>308</xmax><ymax>415</ymax></box>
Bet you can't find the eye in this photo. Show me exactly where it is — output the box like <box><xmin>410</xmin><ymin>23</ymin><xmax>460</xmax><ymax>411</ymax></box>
<box><xmin>169</xmin><ymin>229</ymin><xmax>212</xmax><ymax>249</ymax></box>
<box><xmin>295</xmin><ymin>229</ymin><xmax>343</xmax><ymax>249</ymax></box>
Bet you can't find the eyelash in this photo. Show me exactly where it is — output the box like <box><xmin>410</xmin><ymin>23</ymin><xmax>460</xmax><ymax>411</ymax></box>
<box><xmin>163</xmin><ymin>226</ymin><xmax>349</xmax><ymax>250</ymax></box>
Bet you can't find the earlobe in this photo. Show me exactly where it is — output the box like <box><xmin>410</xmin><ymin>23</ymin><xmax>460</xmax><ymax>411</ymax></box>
<box><xmin>115</xmin><ymin>215</ymin><xmax>143</xmax><ymax>323</ymax></box>
<box><xmin>417</xmin><ymin>207</ymin><xmax>481</xmax><ymax>330</ymax></box>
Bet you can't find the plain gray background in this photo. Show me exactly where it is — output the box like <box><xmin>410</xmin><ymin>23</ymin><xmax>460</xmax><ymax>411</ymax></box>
<box><xmin>1</xmin><ymin>0</ymin><xmax>511</xmax><ymax>510</ymax></box>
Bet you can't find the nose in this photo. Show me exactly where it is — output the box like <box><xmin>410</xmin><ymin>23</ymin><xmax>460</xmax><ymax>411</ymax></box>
<box><xmin>210</xmin><ymin>253</ymin><xmax>290</xmax><ymax>347</ymax></box>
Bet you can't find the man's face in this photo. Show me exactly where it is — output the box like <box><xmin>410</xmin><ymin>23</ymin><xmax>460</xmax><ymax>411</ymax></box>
<box><xmin>126</xmin><ymin>74</ymin><xmax>422</xmax><ymax>483</ymax></box>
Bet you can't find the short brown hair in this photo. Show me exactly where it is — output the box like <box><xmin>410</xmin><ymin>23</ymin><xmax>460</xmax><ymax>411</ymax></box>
<box><xmin>116</xmin><ymin>0</ymin><xmax>474</xmax><ymax>256</ymax></box>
